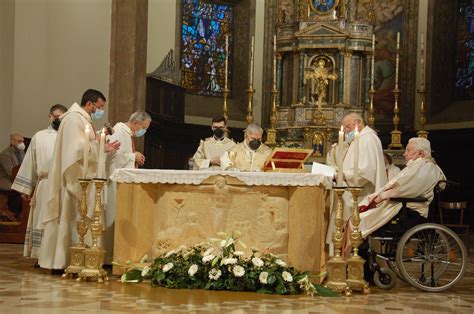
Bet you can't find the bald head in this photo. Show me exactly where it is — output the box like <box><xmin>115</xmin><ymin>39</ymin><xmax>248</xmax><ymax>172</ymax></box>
<box><xmin>342</xmin><ymin>112</ymin><xmax>365</xmax><ymax>133</ymax></box>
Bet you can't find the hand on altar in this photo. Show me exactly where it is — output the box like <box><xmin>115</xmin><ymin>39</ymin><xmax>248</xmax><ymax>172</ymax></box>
<box><xmin>135</xmin><ymin>152</ymin><xmax>145</xmax><ymax>166</ymax></box>
<box><xmin>210</xmin><ymin>157</ymin><xmax>221</xmax><ymax>166</ymax></box>
<box><xmin>105</xmin><ymin>140</ymin><xmax>120</xmax><ymax>152</ymax></box>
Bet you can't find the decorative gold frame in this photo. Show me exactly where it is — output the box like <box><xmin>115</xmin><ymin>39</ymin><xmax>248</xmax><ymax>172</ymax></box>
<box><xmin>308</xmin><ymin>0</ymin><xmax>340</xmax><ymax>15</ymax></box>
<box><xmin>263</xmin><ymin>147</ymin><xmax>313</xmax><ymax>172</ymax></box>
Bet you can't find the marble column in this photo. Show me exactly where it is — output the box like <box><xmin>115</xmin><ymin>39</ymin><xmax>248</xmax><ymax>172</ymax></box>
<box><xmin>338</xmin><ymin>50</ymin><xmax>345</xmax><ymax>104</ymax></box>
<box><xmin>298</xmin><ymin>51</ymin><xmax>305</xmax><ymax>102</ymax></box>
<box><xmin>108</xmin><ymin>0</ymin><xmax>148</xmax><ymax>126</ymax></box>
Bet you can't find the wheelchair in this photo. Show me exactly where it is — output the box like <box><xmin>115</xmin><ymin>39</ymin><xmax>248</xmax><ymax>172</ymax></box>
<box><xmin>367</xmin><ymin>192</ymin><xmax>468</xmax><ymax>292</ymax></box>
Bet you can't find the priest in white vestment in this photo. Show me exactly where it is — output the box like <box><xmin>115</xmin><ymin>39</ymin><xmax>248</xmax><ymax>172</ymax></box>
<box><xmin>104</xmin><ymin>111</ymin><xmax>151</xmax><ymax>263</ymax></box>
<box><xmin>326</xmin><ymin>113</ymin><xmax>387</xmax><ymax>249</ymax></box>
<box><xmin>220</xmin><ymin>123</ymin><xmax>272</xmax><ymax>172</ymax></box>
<box><xmin>192</xmin><ymin>115</ymin><xmax>235</xmax><ymax>170</ymax></box>
<box><xmin>356</xmin><ymin>137</ymin><xmax>446</xmax><ymax>238</ymax></box>
<box><xmin>39</xmin><ymin>89</ymin><xmax>120</xmax><ymax>270</ymax></box>
<box><xmin>11</xmin><ymin>104</ymin><xmax>68</xmax><ymax>259</ymax></box>
<box><xmin>384</xmin><ymin>152</ymin><xmax>401</xmax><ymax>180</ymax></box>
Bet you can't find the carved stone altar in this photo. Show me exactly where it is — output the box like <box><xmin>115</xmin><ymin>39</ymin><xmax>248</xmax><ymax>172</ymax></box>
<box><xmin>274</xmin><ymin>0</ymin><xmax>375</xmax><ymax>162</ymax></box>
<box><xmin>110</xmin><ymin>169</ymin><xmax>332</xmax><ymax>277</ymax></box>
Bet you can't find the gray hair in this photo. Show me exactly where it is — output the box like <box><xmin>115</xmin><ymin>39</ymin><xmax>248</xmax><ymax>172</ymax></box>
<box><xmin>128</xmin><ymin>111</ymin><xmax>151</xmax><ymax>123</ymax></box>
<box><xmin>408</xmin><ymin>137</ymin><xmax>431</xmax><ymax>157</ymax></box>
<box><xmin>342</xmin><ymin>112</ymin><xmax>365</xmax><ymax>126</ymax></box>
<box><xmin>244</xmin><ymin>123</ymin><xmax>263</xmax><ymax>135</ymax></box>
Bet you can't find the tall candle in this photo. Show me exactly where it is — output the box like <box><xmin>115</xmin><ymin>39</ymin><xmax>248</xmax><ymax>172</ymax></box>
<box><xmin>97</xmin><ymin>128</ymin><xmax>106</xmax><ymax>179</ymax></box>
<box><xmin>250</xmin><ymin>35</ymin><xmax>255</xmax><ymax>87</ymax></box>
<box><xmin>420</xmin><ymin>33</ymin><xmax>425</xmax><ymax>90</ymax></box>
<box><xmin>273</xmin><ymin>35</ymin><xmax>277</xmax><ymax>89</ymax></box>
<box><xmin>353</xmin><ymin>125</ymin><xmax>360</xmax><ymax>186</ymax></box>
<box><xmin>371</xmin><ymin>34</ymin><xmax>375</xmax><ymax>90</ymax></box>
<box><xmin>224</xmin><ymin>35</ymin><xmax>229</xmax><ymax>90</ymax></box>
<box><xmin>337</xmin><ymin>125</ymin><xmax>344</xmax><ymax>186</ymax></box>
<box><xmin>83</xmin><ymin>124</ymin><xmax>90</xmax><ymax>178</ymax></box>
<box><xmin>395</xmin><ymin>32</ymin><xmax>400</xmax><ymax>90</ymax></box>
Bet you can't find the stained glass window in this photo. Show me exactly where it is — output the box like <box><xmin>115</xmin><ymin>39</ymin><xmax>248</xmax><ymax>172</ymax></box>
<box><xmin>181</xmin><ymin>0</ymin><xmax>233</xmax><ymax>97</ymax></box>
<box><xmin>454</xmin><ymin>0</ymin><xmax>474</xmax><ymax>101</ymax></box>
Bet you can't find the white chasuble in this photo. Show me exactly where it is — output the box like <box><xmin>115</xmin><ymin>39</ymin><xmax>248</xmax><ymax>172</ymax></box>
<box><xmin>220</xmin><ymin>142</ymin><xmax>272</xmax><ymax>172</ymax></box>
<box><xmin>193</xmin><ymin>136</ymin><xmax>236</xmax><ymax>170</ymax></box>
<box><xmin>39</xmin><ymin>103</ymin><xmax>98</xmax><ymax>269</ymax></box>
<box><xmin>12</xmin><ymin>127</ymin><xmax>58</xmax><ymax>258</ymax></box>
<box><xmin>358</xmin><ymin>157</ymin><xmax>445</xmax><ymax>238</ymax></box>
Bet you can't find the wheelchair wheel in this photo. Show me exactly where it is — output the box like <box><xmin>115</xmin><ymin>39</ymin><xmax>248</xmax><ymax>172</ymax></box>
<box><xmin>374</xmin><ymin>267</ymin><xmax>397</xmax><ymax>290</ymax></box>
<box><xmin>396</xmin><ymin>223</ymin><xmax>467</xmax><ymax>292</ymax></box>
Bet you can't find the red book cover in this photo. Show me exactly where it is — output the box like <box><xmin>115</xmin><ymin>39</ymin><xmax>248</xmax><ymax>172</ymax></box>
<box><xmin>359</xmin><ymin>200</ymin><xmax>377</xmax><ymax>213</ymax></box>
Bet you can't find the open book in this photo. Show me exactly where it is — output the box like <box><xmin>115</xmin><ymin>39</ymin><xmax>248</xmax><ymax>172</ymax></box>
<box><xmin>311</xmin><ymin>162</ymin><xmax>336</xmax><ymax>178</ymax></box>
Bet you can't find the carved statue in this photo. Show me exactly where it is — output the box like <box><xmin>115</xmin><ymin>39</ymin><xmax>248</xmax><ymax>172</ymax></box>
<box><xmin>305</xmin><ymin>59</ymin><xmax>338</xmax><ymax>107</ymax></box>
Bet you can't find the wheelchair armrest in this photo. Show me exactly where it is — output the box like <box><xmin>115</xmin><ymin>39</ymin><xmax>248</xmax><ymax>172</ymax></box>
<box><xmin>390</xmin><ymin>197</ymin><xmax>428</xmax><ymax>203</ymax></box>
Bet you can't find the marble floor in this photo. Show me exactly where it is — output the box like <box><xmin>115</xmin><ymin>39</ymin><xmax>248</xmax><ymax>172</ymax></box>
<box><xmin>0</xmin><ymin>243</ymin><xmax>473</xmax><ymax>313</ymax></box>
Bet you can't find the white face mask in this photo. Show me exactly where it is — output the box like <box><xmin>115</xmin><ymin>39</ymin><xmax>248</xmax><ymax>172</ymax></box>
<box><xmin>17</xmin><ymin>142</ymin><xmax>26</xmax><ymax>151</ymax></box>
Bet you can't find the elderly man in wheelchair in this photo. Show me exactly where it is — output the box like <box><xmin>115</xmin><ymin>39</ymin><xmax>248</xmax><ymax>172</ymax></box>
<box><xmin>351</xmin><ymin>137</ymin><xmax>467</xmax><ymax>292</ymax></box>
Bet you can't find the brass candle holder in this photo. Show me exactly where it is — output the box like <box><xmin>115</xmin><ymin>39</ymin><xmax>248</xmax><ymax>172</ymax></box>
<box><xmin>417</xmin><ymin>88</ymin><xmax>429</xmax><ymax>139</ymax></box>
<box><xmin>265</xmin><ymin>87</ymin><xmax>278</xmax><ymax>145</ymax></box>
<box><xmin>388</xmin><ymin>88</ymin><xmax>403</xmax><ymax>149</ymax></box>
<box><xmin>325</xmin><ymin>186</ymin><xmax>351</xmax><ymax>296</ymax></box>
<box><xmin>368</xmin><ymin>89</ymin><xmax>375</xmax><ymax>128</ymax></box>
<box><xmin>246</xmin><ymin>87</ymin><xmax>255</xmax><ymax>124</ymax></box>
<box><xmin>346</xmin><ymin>187</ymin><xmax>370</xmax><ymax>294</ymax></box>
<box><xmin>62</xmin><ymin>178</ymin><xmax>91</xmax><ymax>279</ymax></box>
<box><xmin>78</xmin><ymin>178</ymin><xmax>108</xmax><ymax>283</ymax></box>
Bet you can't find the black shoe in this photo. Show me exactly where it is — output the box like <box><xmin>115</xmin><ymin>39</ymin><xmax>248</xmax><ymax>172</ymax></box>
<box><xmin>51</xmin><ymin>269</ymin><xmax>64</xmax><ymax>275</ymax></box>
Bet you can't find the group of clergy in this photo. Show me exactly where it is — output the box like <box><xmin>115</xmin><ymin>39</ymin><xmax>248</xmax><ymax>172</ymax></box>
<box><xmin>8</xmin><ymin>87</ymin><xmax>446</xmax><ymax>272</ymax></box>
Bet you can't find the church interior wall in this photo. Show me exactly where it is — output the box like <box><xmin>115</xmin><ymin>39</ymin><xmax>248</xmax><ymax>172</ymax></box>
<box><xmin>0</xmin><ymin>0</ymin><xmax>15</xmax><ymax>149</ymax></box>
<box><xmin>8</xmin><ymin>0</ymin><xmax>111</xmax><ymax>140</ymax></box>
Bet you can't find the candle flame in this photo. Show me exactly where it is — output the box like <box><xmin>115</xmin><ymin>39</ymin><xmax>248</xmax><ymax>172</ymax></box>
<box><xmin>355</xmin><ymin>125</ymin><xmax>358</xmax><ymax>132</ymax></box>
<box><xmin>101</xmin><ymin>127</ymin><xmax>106</xmax><ymax>134</ymax></box>
<box><xmin>340</xmin><ymin>125</ymin><xmax>343</xmax><ymax>132</ymax></box>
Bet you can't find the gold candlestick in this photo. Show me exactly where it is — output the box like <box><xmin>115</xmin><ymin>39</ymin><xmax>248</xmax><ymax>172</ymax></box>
<box><xmin>388</xmin><ymin>88</ymin><xmax>403</xmax><ymax>149</ymax></box>
<box><xmin>346</xmin><ymin>187</ymin><xmax>370</xmax><ymax>294</ymax></box>
<box><xmin>368</xmin><ymin>88</ymin><xmax>375</xmax><ymax>128</ymax></box>
<box><xmin>223</xmin><ymin>87</ymin><xmax>230</xmax><ymax>137</ymax></box>
<box><xmin>246</xmin><ymin>87</ymin><xmax>254</xmax><ymax>124</ymax></box>
<box><xmin>79</xmin><ymin>178</ymin><xmax>108</xmax><ymax>283</ymax></box>
<box><xmin>417</xmin><ymin>88</ymin><xmax>428</xmax><ymax>139</ymax></box>
<box><xmin>62</xmin><ymin>178</ymin><xmax>91</xmax><ymax>279</ymax></box>
<box><xmin>325</xmin><ymin>187</ymin><xmax>352</xmax><ymax>296</ymax></box>
<box><xmin>266</xmin><ymin>88</ymin><xmax>278</xmax><ymax>145</ymax></box>
<box><xmin>223</xmin><ymin>35</ymin><xmax>230</xmax><ymax>137</ymax></box>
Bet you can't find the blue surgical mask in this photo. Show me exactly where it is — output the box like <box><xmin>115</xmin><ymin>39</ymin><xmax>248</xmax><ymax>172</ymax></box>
<box><xmin>345</xmin><ymin>130</ymin><xmax>355</xmax><ymax>143</ymax></box>
<box><xmin>92</xmin><ymin>109</ymin><xmax>104</xmax><ymax>120</ymax></box>
<box><xmin>135</xmin><ymin>128</ymin><xmax>146</xmax><ymax>137</ymax></box>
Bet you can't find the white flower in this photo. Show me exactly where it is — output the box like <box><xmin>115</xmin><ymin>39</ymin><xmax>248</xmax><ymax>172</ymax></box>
<box><xmin>232</xmin><ymin>265</ymin><xmax>245</xmax><ymax>277</ymax></box>
<box><xmin>251</xmin><ymin>257</ymin><xmax>264</xmax><ymax>268</ymax></box>
<box><xmin>259</xmin><ymin>271</ymin><xmax>268</xmax><ymax>284</ymax></box>
<box><xmin>222</xmin><ymin>257</ymin><xmax>238</xmax><ymax>265</ymax></box>
<box><xmin>220</xmin><ymin>240</ymin><xmax>227</xmax><ymax>247</ymax></box>
<box><xmin>233</xmin><ymin>251</ymin><xmax>245</xmax><ymax>257</ymax></box>
<box><xmin>120</xmin><ymin>273</ymin><xmax>127</xmax><ymax>283</ymax></box>
<box><xmin>275</xmin><ymin>259</ymin><xmax>287</xmax><ymax>267</ymax></box>
<box><xmin>282</xmin><ymin>271</ymin><xmax>293</xmax><ymax>282</ymax></box>
<box><xmin>202</xmin><ymin>254</ymin><xmax>215</xmax><ymax>263</ymax></box>
<box><xmin>188</xmin><ymin>264</ymin><xmax>198</xmax><ymax>277</ymax></box>
<box><xmin>164</xmin><ymin>250</ymin><xmax>175</xmax><ymax>258</ymax></box>
<box><xmin>209</xmin><ymin>268</ymin><xmax>222</xmax><ymax>280</ymax></box>
<box><xmin>141</xmin><ymin>265</ymin><xmax>151</xmax><ymax>277</ymax></box>
<box><xmin>203</xmin><ymin>248</ymin><xmax>214</xmax><ymax>256</ymax></box>
<box><xmin>162</xmin><ymin>262</ymin><xmax>174</xmax><ymax>273</ymax></box>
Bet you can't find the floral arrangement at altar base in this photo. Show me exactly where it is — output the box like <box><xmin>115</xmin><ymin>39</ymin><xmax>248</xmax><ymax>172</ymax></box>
<box><xmin>114</xmin><ymin>232</ymin><xmax>339</xmax><ymax>297</ymax></box>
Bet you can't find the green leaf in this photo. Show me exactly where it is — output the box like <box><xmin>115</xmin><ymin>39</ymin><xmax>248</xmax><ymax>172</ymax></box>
<box><xmin>275</xmin><ymin>283</ymin><xmax>287</xmax><ymax>295</ymax></box>
<box><xmin>268</xmin><ymin>274</ymin><xmax>276</xmax><ymax>285</ymax></box>
<box><xmin>315</xmin><ymin>285</ymin><xmax>341</xmax><ymax>297</ymax></box>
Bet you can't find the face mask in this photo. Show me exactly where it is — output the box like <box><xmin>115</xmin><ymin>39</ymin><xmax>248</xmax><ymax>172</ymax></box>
<box><xmin>92</xmin><ymin>108</ymin><xmax>104</xmax><ymax>120</ymax></box>
<box><xmin>345</xmin><ymin>130</ymin><xmax>355</xmax><ymax>143</ymax></box>
<box><xmin>248</xmin><ymin>139</ymin><xmax>261</xmax><ymax>151</ymax></box>
<box><xmin>17</xmin><ymin>143</ymin><xmax>26</xmax><ymax>151</ymax></box>
<box><xmin>51</xmin><ymin>118</ymin><xmax>61</xmax><ymax>131</ymax></box>
<box><xmin>213</xmin><ymin>128</ymin><xmax>224</xmax><ymax>139</ymax></box>
<box><xmin>135</xmin><ymin>128</ymin><xmax>146</xmax><ymax>137</ymax></box>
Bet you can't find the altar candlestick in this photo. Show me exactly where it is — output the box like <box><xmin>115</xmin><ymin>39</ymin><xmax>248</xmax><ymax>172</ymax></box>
<box><xmin>371</xmin><ymin>34</ymin><xmax>375</xmax><ymax>90</ymax></box>
<box><xmin>273</xmin><ymin>35</ymin><xmax>277</xmax><ymax>90</ymax></box>
<box><xmin>83</xmin><ymin>124</ymin><xmax>90</xmax><ymax>178</ymax></box>
<box><xmin>354</xmin><ymin>125</ymin><xmax>360</xmax><ymax>186</ymax></box>
<box><xmin>337</xmin><ymin>126</ymin><xmax>344</xmax><ymax>186</ymax></box>
<box><xmin>395</xmin><ymin>32</ymin><xmax>400</xmax><ymax>90</ymax></box>
<box><xmin>97</xmin><ymin>128</ymin><xmax>106</xmax><ymax>179</ymax></box>
<box><xmin>250</xmin><ymin>35</ymin><xmax>255</xmax><ymax>87</ymax></box>
<box><xmin>225</xmin><ymin>35</ymin><xmax>229</xmax><ymax>90</ymax></box>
